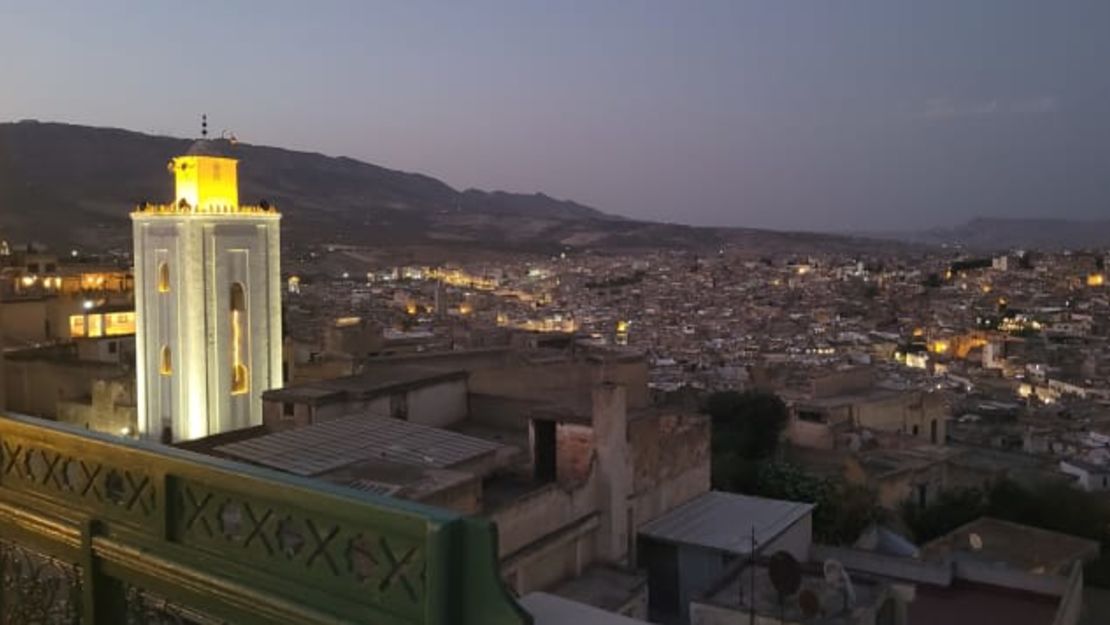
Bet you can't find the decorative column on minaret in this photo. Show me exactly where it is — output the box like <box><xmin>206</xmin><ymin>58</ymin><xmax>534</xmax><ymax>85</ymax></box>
<box><xmin>132</xmin><ymin>125</ymin><xmax>282</xmax><ymax>442</ymax></box>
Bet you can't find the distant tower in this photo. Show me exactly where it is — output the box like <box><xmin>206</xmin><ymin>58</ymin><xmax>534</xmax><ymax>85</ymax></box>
<box><xmin>132</xmin><ymin>127</ymin><xmax>282</xmax><ymax>442</ymax></box>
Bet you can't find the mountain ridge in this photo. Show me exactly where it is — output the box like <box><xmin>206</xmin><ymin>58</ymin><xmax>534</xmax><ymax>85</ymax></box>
<box><xmin>863</xmin><ymin>217</ymin><xmax>1110</xmax><ymax>251</ymax></box>
<box><xmin>0</xmin><ymin>120</ymin><xmax>904</xmax><ymax>256</ymax></box>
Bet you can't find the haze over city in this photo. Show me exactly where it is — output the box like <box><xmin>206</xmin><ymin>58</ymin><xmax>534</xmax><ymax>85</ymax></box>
<box><xmin>7</xmin><ymin>4</ymin><xmax>1110</xmax><ymax>625</ymax></box>
<box><xmin>3</xmin><ymin>0</ymin><xmax>1109</xmax><ymax>231</ymax></box>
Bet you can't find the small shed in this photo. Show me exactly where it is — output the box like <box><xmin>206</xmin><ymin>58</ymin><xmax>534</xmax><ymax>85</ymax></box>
<box><xmin>637</xmin><ymin>491</ymin><xmax>814</xmax><ymax>622</ymax></box>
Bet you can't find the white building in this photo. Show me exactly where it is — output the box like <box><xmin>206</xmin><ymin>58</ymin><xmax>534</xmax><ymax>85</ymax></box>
<box><xmin>1059</xmin><ymin>459</ymin><xmax>1110</xmax><ymax>492</ymax></box>
<box><xmin>132</xmin><ymin>138</ymin><xmax>282</xmax><ymax>442</ymax></box>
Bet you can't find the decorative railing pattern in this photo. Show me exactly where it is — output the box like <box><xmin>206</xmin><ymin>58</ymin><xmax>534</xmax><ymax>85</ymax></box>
<box><xmin>0</xmin><ymin>414</ymin><xmax>529</xmax><ymax>625</ymax></box>
<box><xmin>132</xmin><ymin>203</ymin><xmax>279</xmax><ymax>216</ymax></box>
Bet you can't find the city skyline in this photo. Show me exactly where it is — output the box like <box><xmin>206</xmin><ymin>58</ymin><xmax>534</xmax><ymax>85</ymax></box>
<box><xmin>3</xmin><ymin>1</ymin><xmax>1109</xmax><ymax>232</ymax></box>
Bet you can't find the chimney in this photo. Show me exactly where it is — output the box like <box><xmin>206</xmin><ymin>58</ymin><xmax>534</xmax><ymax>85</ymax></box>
<box><xmin>592</xmin><ymin>383</ymin><xmax>631</xmax><ymax>563</ymax></box>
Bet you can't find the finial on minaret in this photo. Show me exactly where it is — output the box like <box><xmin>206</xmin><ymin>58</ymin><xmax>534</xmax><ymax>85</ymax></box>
<box><xmin>201</xmin><ymin>114</ymin><xmax>208</xmax><ymax>139</ymax></box>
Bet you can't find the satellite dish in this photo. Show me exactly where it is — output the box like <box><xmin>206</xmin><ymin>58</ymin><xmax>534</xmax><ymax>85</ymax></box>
<box><xmin>823</xmin><ymin>559</ymin><xmax>856</xmax><ymax>611</ymax></box>
<box><xmin>969</xmin><ymin>533</ymin><xmax>984</xmax><ymax>551</ymax></box>
<box><xmin>768</xmin><ymin>551</ymin><xmax>802</xmax><ymax>597</ymax></box>
<box><xmin>799</xmin><ymin>589</ymin><xmax>821</xmax><ymax>619</ymax></box>
<box><xmin>847</xmin><ymin>433</ymin><xmax>862</xmax><ymax>452</ymax></box>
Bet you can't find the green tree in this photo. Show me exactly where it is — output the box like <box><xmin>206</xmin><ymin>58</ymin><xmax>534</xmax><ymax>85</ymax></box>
<box><xmin>703</xmin><ymin>392</ymin><xmax>881</xmax><ymax>545</ymax></box>
<box><xmin>901</xmin><ymin>487</ymin><xmax>986</xmax><ymax>542</ymax></box>
<box><xmin>704</xmin><ymin>390</ymin><xmax>788</xmax><ymax>492</ymax></box>
<box><xmin>704</xmin><ymin>390</ymin><xmax>788</xmax><ymax>459</ymax></box>
<box><xmin>754</xmin><ymin>462</ymin><xmax>880</xmax><ymax>545</ymax></box>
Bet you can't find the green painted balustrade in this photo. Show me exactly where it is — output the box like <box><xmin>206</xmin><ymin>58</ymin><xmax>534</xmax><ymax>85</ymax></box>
<box><xmin>0</xmin><ymin>413</ymin><xmax>531</xmax><ymax>625</ymax></box>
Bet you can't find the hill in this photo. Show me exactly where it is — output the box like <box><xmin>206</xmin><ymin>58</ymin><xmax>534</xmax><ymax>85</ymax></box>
<box><xmin>0</xmin><ymin>121</ymin><xmax>895</xmax><ymax>256</ymax></box>
<box><xmin>871</xmin><ymin>218</ymin><xmax>1110</xmax><ymax>252</ymax></box>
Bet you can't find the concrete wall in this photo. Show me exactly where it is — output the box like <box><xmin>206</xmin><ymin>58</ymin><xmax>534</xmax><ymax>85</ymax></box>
<box><xmin>764</xmin><ymin>514</ymin><xmax>812</xmax><ymax>562</ymax></box>
<box><xmin>468</xmin><ymin>393</ymin><xmax>547</xmax><ymax>431</ymax></box>
<box><xmin>630</xmin><ymin>412</ymin><xmax>711</xmax><ymax>528</ymax></box>
<box><xmin>786</xmin><ymin>418</ymin><xmax>837</xmax><ymax>449</ymax></box>
<box><xmin>1059</xmin><ymin>461</ymin><xmax>1110</xmax><ymax>492</ymax></box>
<box><xmin>557</xmin><ymin>422</ymin><xmax>596</xmax><ymax>487</ymax></box>
<box><xmin>406</xmin><ymin>379</ymin><xmax>468</xmax><ymax>428</ymax></box>
<box><xmin>1052</xmin><ymin>563</ymin><xmax>1084</xmax><ymax>625</ymax></box>
<box><xmin>418</xmin><ymin>475</ymin><xmax>482</xmax><ymax>515</ymax></box>
<box><xmin>0</xmin><ymin>298</ymin><xmax>51</xmax><ymax>342</ymax></box>
<box><xmin>261</xmin><ymin>399</ymin><xmax>315</xmax><ymax>431</ymax></box>
<box><xmin>493</xmin><ymin>482</ymin><xmax>601</xmax><ymax>595</ymax></box>
<box><xmin>844</xmin><ymin>456</ymin><xmax>947</xmax><ymax>510</ymax></box>
<box><xmin>468</xmin><ymin>357</ymin><xmax>650</xmax><ymax>411</ymax></box>
<box><xmin>853</xmin><ymin>392</ymin><xmax>947</xmax><ymax>445</ymax></box>
<box><xmin>689</xmin><ymin>595</ymin><xmax>892</xmax><ymax>625</ymax></box>
<box><xmin>263</xmin><ymin>379</ymin><xmax>465</xmax><ymax>431</ymax></box>
<box><xmin>811</xmin><ymin>368</ymin><xmax>874</xmax><ymax>398</ymax></box>
<box><xmin>56</xmin><ymin>377</ymin><xmax>136</xmax><ymax>435</ymax></box>
<box><xmin>492</xmin><ymin>481</ymin><xmax>599</xmax><ymax>561</ymax></box>
<box><xmin>4</xmin><ymin>356</ymin><xmax>123</xmax><ymax>420</ymax></box>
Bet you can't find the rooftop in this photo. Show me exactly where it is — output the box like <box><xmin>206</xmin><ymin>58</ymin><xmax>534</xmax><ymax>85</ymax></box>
<box><xmin>548</xmin><ymin>565</ymin><xmax>647</xmax><ymax>614</ymax></box>
<box><xmin>520</xmin><ymin>593</ymin><xmax>649</xmax><ymax>625</ymax></box>
<box><xmin>703</xmin><ymin>560</ymin><xmax>885</xmax><ymax>624</ymax></box>
<box><xmin>184</xmin><ymin>138</ymin><xmax>237</xmax><ymax>158</ymax></box>
<box><xmin>921</xmin><ymin>517</ymin><xmax>1100</xmax><ymax>575</ymax></box>
<box><xmin>262</xmin><ymin>365</ymin><xmax>466</xmax><ymax>404</ymax></box>
<box><xmin>909</xmin><ymin>581</ymin><xmax>1059</xmax><ymax>625</ymax></box>
<box><xmin>639</xmin><ymin>491</ymin><xmax>814</xmax><ymax>555</ymax></box>
<box><xmin>214</xmin><ymin>414</ymin><xmax>504</xmax><ymax>477</ymax></box>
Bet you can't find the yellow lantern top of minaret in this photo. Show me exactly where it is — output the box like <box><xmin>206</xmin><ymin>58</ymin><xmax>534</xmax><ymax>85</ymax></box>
<box><xmin>134</xmin><ymin>134</ymin><xmax>277</xmax><ymax>217</ymax></box>
<box><xmin>170</xmin><ymin>139</ymin><xmax>239</xmax><ymax>212</ymax></box>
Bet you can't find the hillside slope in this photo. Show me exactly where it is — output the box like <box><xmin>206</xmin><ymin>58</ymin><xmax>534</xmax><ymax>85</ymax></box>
<box><xmin>0</xmin><ymin>120</ymin><xmax>896</xmax><ymax>256</ymax></box>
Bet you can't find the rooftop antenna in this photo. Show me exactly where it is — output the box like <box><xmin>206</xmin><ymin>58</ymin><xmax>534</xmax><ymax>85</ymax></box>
<box><xmin>201</xmin><ymin>114</ymin><xmax>208</xmax><ymax>139</ymax></box>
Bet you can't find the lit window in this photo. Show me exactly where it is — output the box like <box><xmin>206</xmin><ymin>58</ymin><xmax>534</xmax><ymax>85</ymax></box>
<box><xmin>159</xmin><ymin>345</ymin><xmax>172</xmax><ymax>375</ymax></box>
<box><xmin>69</xmin><ymin>315</ymin><xmax>87</xmax><ymax>338</ymax></box>
<box><xmin>230</xmin><ymin>283</ymin><xmax>249</xmax><ymax>395</ymax></box>
<box><xmin>157</xmin><ymin>262</ymin><xmax>170</xmax><ymax>293</ymax></box>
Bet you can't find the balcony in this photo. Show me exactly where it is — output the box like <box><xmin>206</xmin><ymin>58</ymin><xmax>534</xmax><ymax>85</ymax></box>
<box><xmin>0</xmin><ymin>412</ymin><xmax>529</xmax><ymax>625</ymax></box>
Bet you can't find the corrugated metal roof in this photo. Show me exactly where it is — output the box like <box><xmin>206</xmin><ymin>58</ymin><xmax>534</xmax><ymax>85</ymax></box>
<box><xmin>344</xmin><ymin>479</ymin><xmax>403</xmax><ymax>497</ymax></box>
<box><xmin>520</xmin><ymin>593</ymin><xmax>651</xmax><ymax>625</ymax></box>
<box><xmin>639</xmin><ymin>491</ymin><xmax>813</xmax><ymax>554</ymax></box>
<box><xmin>214</xmin><ymin>415</ymin><xmax>501</xmax><ymax>477</ymax></box>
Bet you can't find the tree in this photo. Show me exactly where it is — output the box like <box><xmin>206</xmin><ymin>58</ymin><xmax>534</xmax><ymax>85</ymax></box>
<box><xmin>754</xmin><ymin>463</ymin><xmax>881</xmax><ymax>545</ymax></box>
<box><xmin>704</xmin><ymin>390</ymin><xmax>789</xmax><ymax>492</ymax></box>
<box><xmin>703</xmin><ymin>391</ymin><xmax>881</xmax><ymax>546</ymax></box>
<box><xmin>901</xmin><ymin>487</ymin><xmax>986</xmax><ymax>542</ymax></box>
<box><xmin>704</xmin><ymin>390</ymin><xmax>788</xmax><ymax>459</ymax></box>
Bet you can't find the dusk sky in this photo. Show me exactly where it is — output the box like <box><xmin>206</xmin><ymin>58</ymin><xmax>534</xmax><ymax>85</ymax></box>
<box><xmin>2</xmin><ymin>1</ymin><xmax>1108</xmax><ymax>232</ymax></box>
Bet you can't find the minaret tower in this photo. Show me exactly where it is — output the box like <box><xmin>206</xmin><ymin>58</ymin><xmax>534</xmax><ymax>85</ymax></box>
<box><xmin>132</xmin><ymin>118</ymin><xmax>282</xmax><ymax>442</ymax></box>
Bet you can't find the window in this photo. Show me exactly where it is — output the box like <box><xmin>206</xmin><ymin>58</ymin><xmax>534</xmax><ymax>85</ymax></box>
<box><xmin>930</xmin><ymin>419</ymin><xmax>938</xmax><ymax>444</ymax></box>
<box><xmin>798</xmin><ymin>410</ymin><xmax>825</xmax><ymax>423</ymax></box>
<box><xmin>157</xmin><ymin>262</ymin><xmax>171</xmax><ymax>293</ymax></box>
<box><xmin>282</xmin><ymin>402</ymin><xmax>296</xmax><ymax>419</ymax></box>
<box><xmin>108</xmin><ymin>341</ymin><xmax>118</xmax><ymax>354</ymax></box>
<box><xmin>230</xmin><ymin>282</ymin><xmax>249</xmax><ymax>395</ymax></box>
<box><xmin>912</xmin><ymin>424</ymin><xmax>920</xmax><ymax>437</ymax></box>
<box><xmin>159</xmin><ymin>345</ymin><xmax>172</xmax><ymax>375</ymax></box>
<box><xmin>533</xmin><ymin>419</ymin><xmax>556</xmax><ymax>483</ymax></box>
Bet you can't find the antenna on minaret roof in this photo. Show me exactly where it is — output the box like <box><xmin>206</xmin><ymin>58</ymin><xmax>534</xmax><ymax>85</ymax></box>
<box><xmin>201</xmin><ymin>114</ymin><xmax>208</xmax><ymax>139</ymax></box>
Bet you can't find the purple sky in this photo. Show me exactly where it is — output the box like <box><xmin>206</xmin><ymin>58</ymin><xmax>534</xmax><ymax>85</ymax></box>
<box><xmin>2</xmin><ymin>1</ymin><xmax>1109</xmax><ymax>231</ymax></box>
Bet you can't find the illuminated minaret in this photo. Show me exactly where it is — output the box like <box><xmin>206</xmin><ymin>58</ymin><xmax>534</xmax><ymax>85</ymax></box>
<box><xmin>132</xmin><ymin>120</ymin><xmax>282</xmax><ymax>442</ymax></box>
